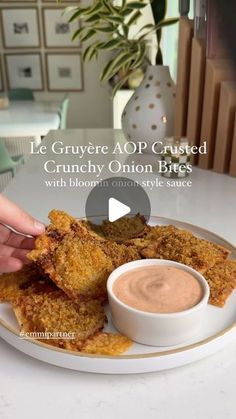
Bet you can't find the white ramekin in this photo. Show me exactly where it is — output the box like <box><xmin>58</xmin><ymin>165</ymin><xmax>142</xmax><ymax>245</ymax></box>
<box><xmin>107</xmin><ymin>259</ymin><xmax>210</xmax><ymax>347</ymax></box>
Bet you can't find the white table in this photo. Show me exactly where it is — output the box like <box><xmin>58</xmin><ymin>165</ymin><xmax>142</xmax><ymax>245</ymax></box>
<box><xmin>1</xmin><ymin>129</ymin><xmax>236</xmax><ymax>419</ymax></box>
<box><xmin>0</xmin><ymin>100</ymin><xmax>61</xmax><ymax>143</ymax></box>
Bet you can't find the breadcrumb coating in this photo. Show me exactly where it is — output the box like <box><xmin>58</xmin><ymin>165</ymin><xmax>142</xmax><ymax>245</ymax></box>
<box><xmin>140</xmin><ymin>228</ymin><xmax>229</xmax><ymax>273</ymax></box>
<box><xmin>100</xmin><ymin>214</ymin><xmax>150</xmax><ymax>242</ymax></box>
<box><xmin>29</xmin><ymin>210</ymin><xmax>94</xmax><ymax>262</ymax></box>
<box><xmin>81</xmin><ymin>332</ymin><xmax>133</xmax><ymax>355</ymax></box>
<box><xmin>13</xmin><ymin>291</ymin><xmax>106</xmax><ymax>350</ymax></box>
<box><xmin>125</xmin><ymin>225</ymin><xmax>186</xmax><ymax>251</ymax></box>
<box><xmin>52</xmin><ymin>237</ymin><xmax>113</xmax><ymax>301</ymax></box>
<box><xmin>28</xmin><ymin>210</ymin><xmax>140</xmax><ymax>302</ymax></box>
<box><xmin>204</xmin><ymin>260</ymin><xmax>236</xmax><ymax>307</ymax></box>
<box><xmin>145</xmin><ymin>225</ymin><xmax>179</xmax><ymax>241</ymax></box>
<box><xmin>12</xmin><ymin>286</ymin><xmax>133</xmax><ymax>354</ymax></box>
<box><xmin>0</xmin><ymin>265</ymin><xmax>43</xmax><ymax>303</ymax></box>
<box><xmin>80</xmin><ymin>219</ymin><xmax>105</xmax><ymax>239</ymax></box>
<box><xmin>100</xmin><ymin>241</ymin><xmax>141</xmax><ymax>269</ymax></box>
<box><xmin>11</xmin><ymin>280</ymin><xmax>132</xmax><ymax>355</ymax></box>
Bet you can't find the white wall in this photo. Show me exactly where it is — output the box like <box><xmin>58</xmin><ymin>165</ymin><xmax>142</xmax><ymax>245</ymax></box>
<box><xmin>50</xmin><ymin>54</ymin><xmax>113</xmax><ymax>129</ymax></box>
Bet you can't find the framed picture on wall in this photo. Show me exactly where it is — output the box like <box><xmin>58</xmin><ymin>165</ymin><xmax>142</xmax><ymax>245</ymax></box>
<box><xmin>42</xmin><ymin>8</ymin><xmax>81</xmax><ymax>48</ymax></box>
<box><xmin>0</xmin><ymin>56</ymin><xmax>3</xmax><ymax>92</ymax></box>
<box><xmin>5</xmin><ymin>53</ymin><xmax>43</xmax><ymax>91</ymax></box>
<box><xmin>42</xmin><ymin>1</ymin><xmax>79</xmax><ymax>3</ymax></box>
<box><xmin>46</xmin><ymin>53</ymin><xmax>83</xmax><ymax>91</ymax></box>
<box><xmin>0</xmin><ymin>8</ymin><xmax>40</xmax><ymax>48</ymax></box>
<box><xmin>0</xmin><ymin>1</ymin><xmax>36</xmax><ymax>2</ymax></box>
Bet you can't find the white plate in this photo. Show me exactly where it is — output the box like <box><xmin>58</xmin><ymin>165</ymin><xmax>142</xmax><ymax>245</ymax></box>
<box><xmin>0</xmin><ymin>216</ymin><xmax>236</xmax><ymax>374</ymax></box>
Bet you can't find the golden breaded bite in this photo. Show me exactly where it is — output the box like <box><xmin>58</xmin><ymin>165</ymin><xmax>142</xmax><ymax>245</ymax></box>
<box><xmin>140</xmin><ymin>228</ymin><xmax>229</xmax><ymax>273</ymax></box>
<box><xmin>80</xmin><ymin>219</ymin><xmax>105</xmax><ymax>239</ymax></box>
<box><xmin>100</xmin><ymin>241</ymin><xmax>140</xmax><ymax>269</ymax></box>
<box><xmin>29</xmin><ymin>210</ymin><xmax>94</xmax><ymax>263</ymax></box>
<box><xmin>81</xmin><ymin>332</ymin><xmax>133</xmax><ymax>355</ymax></box>
<box><xmin>145</xmin><ymin>225</ymin><xmax>180</xmax><ymax>241</ymax></box>
<box><xmin>13</xmin><ymin>291</ymin><xmax>106</xmax><ymax>350</ymax></box>
<box><xmin>28</xmin><ymin>210</ymin><xmax>140</xmax><ymax>302</ymax></box>
<box><xmin>46</xmin><ymin>237</ymin><xmax>139</xmax><ymax>302</ymax></box>
<box><xmin>50</xmin><ymin>237</ymin><xmax>113</xmax><ymax>301</ymax></box>
<box><xmin>0</xmin><ymin>264</ymin><xmax>42</xmax><ymax>303</ymax></box>
<box><xmin>47</xmin><ymin>209</ymin><xmax>98</xmax><ymax>238</ymax></box>
<box><xmin>29</xmin><ymin>210</ymin><xmax>114</xmax><ymax>301</ymax></box>
<box><xmin>19</xmin><ymin>277</ymin><xmax>58</xmax><ymax>296</ymax></box>
<box><xmin>204</xmin><ymin>260</ymin><xmax>236</xmax><ymax>307</ymax></box>
<box><xmin>124</xmin><ymin>225</ymin><xmax>183</xmax><ymax>252</ymax></box>
<box><xmin>100</xmin><ymin>214</ymin><xmax>150</xmax><ymax>242</ymax></box>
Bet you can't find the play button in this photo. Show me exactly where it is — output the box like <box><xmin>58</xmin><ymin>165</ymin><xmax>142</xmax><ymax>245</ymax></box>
<box><xmin>85</xmin><ymin>176</ymin><xmax>151</xmax><ymax>225</ymax></box>
<box><xmin>108</xmin><ymin>198</ymin><xmax>131</xmax><ymax>222</ymax></box>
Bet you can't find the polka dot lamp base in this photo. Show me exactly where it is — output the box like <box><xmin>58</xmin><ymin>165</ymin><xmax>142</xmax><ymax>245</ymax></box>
<box><xmin>122</xmin><ymin>65</ymin><xmax>176</xmax><ymax>154</ymax></box>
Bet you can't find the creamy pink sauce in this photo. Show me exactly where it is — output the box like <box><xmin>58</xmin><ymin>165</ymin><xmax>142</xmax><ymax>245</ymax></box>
<box><xmin>113</xmin><ymin>266</ymin><xmax>203</xmax><ymax>313</ymax></box>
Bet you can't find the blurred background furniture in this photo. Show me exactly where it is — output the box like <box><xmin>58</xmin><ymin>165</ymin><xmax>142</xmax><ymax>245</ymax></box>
<box><xmin>1</xmin><ymin>137</ymin><xmax>38</xmax><ymax>158</ymax></box>
<box><xmin>0</xmin><ymin>100</ymin><xmax>61</xmax><ymax>146</ymax></box>
<box><xmin>58</xmin><ymin>95</ymin><xmax>69</xmax><ymax>129</ymax></box>
<box><xmin>8</xmin><ymin>88</ymin><xmax>34</xmax><ymax>101</ymax></box>
<box><xmin>0</xmin><ymin>139</ymin><xmax>25</xmax><ymax>192</ymax></box>
<box><xmin>0</xmin><ymin>139</ymin><xmax>24</xmax><ymax>176</ymax></box>
<box><xmin>0</xmin><ymin>98</ymin><xmax>62</xmax><ymax>191</ymax></box>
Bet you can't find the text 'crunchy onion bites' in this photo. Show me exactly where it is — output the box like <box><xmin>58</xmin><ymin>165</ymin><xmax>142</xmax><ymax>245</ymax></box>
<box><xmin>204</xmin><ymin>260</ymin><xmax>236</xmax><ymax>307</ymax></box>
<box><xmin>13</xmin><ymin>290</ymin><xmax>106</xmax><ymax>351</ymax></box>
<box><xmin>80</xmin><ymin>332</ymin><xmax>133</xmax><ymax>356</ymax></box>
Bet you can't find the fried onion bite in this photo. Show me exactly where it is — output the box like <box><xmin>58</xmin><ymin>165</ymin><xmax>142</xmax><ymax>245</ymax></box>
<box><xmin>204</xmin><ymin>260</ymin><xmax>236</xmax><ymax>307</ymax></box>
<box><xmin>28</xmin><ymin>210</ymin><xmax>140</xmax><ymax>302</ymax></box>
<box><xmin>13</xmin><ymin>290</ymin><xmax>106</xmax><ymax>350</ymax></box>
<box><xmin>0</xmin><ymin>264</ymin><xmax>50</xmax><ymax>303</ymax></box>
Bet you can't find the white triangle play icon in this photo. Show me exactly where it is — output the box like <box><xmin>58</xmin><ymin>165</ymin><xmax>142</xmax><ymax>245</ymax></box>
<box><xmin>108</xmin><ymin>198</ymin><xmax>131</xmax><ymax>222</ymax></box>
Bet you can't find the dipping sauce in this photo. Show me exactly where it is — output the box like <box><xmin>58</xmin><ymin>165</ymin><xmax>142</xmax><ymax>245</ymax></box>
<box><xmin>113</xmin><ymin>266</ymin><xmax>203</xmax><ymax>313</ymax></box>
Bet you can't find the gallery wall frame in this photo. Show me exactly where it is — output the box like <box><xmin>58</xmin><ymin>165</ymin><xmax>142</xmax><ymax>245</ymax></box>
<box><xmin>42</xmin><ymin>1</ymin><xmax>80</xmax><ymax>3</ymax></box>
<box><xmin>0</xmin><ymin>7</ymin><xmax>40</xmax><ymax>49</ymax></box>
<box><xmin>0</xmin><ymin>55</ymin><xmax>3</xmax><ymax>92</ymax></box>
<box><xmin>4</xmin><ymin>52</ymin><xmax>44</xmax><ymax>91</ymax></box>
<box><xmin>0</xmin><ymin>1</ymin><xmax>37</xmax><ymax>2</ymax></box>
<box><xmin>46</xmin><ymin>52</ymin><xmax>83</xmax><ymax>92</ymax></box>
<box><xmin>42</xmin><ymin>7</ymin><xmax>81</xmax><ymax>48</ymax></box>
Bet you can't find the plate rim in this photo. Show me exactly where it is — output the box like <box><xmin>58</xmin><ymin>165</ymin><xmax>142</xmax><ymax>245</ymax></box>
<box><xmin>0</xmin><ymin>316</ymin><xmax>236</xmax><ymax>360</ymax></box>
<box><xmin>0</xmin><ymin>215</ymin><xmax>235</xmax><ymax>361</ymax></box>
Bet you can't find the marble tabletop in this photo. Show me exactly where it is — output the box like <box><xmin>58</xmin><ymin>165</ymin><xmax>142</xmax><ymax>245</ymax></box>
<box><xmin>1</xmin><ymin>129</ymin><xmax>236</xmax><ymax>419</ymax></box>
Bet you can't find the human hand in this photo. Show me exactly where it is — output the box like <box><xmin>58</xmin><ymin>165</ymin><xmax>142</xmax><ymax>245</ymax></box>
<box><xmin>0</xmin><ymin>194</ymin><xmax>45</xmax><ymax>273</ymax></box>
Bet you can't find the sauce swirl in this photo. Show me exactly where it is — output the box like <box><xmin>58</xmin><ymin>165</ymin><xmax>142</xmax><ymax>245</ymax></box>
<box><xmin>113</xmin><ymin>266</ymin><xmax>203</xmax><ymax>313</ymax></box>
